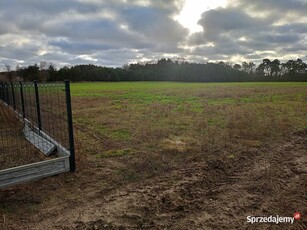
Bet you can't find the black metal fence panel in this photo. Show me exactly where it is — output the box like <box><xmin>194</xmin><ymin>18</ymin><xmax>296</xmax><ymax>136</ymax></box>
<box><xmin>0</xmin><ymin>102</ymin><xmax>43</xmax><ymax>170</ymax></box>
<box><xmin>0</xmin><ymin>81</ymin><xmax>75</xmax><ymax>172</ymax></box>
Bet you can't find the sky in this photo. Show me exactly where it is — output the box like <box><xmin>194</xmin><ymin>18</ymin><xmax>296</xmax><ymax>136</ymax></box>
<box><xmin>0</xmin><ymin>0</ymin><xmax>307</xmax><ymax>69</ymax></box>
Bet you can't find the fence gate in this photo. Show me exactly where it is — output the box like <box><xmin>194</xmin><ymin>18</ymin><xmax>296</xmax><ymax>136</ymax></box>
<box><xmin>0</xmin><ymin>81</ymin><xmax>75</xmax><ymax>189</ymax></box>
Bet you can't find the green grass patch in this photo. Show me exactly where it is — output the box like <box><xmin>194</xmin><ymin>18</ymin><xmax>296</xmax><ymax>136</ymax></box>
<box><xmin>97</xmin><ymin>148</ymin><xmax>132</xmax><ymax>158</ymax></box>
<box><xmin>71</xmin><ymin>82</ymin><xmax>307</xmax><ymax>157</ymax></box>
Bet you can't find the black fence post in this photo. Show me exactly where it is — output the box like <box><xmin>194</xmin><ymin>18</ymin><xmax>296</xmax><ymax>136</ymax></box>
<box><xmin>20</xmin><ymin>82</ymin><xmax>26</xmax><ymax>119</ymax></box>
<box><xmin>0</xmin><ymin>83</ymin><xmax>3</xmax><ymax>101</ymax></box>
<box><xmin>34</xmin><ymin>80</ymin><xmax>42</xmax><ymax>131</ymax></box>
<box><xmin>65</xmin><ymin>80</ymin><xmax>76</xmax><ymax>172</ymax></box>
<box><xmin>5</xmin><ymin>82</ymin><xmax>10</xmax><ymax>105</ymax></box>
<box><xmin>10</xmin><ymin>82</ymin><xmax>16</xmax><ymax>110</ymax></box>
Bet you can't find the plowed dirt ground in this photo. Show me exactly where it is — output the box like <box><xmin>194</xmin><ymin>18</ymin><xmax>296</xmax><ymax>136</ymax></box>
<box><xmin>1</xmin><ymin>130</ymin><xmax>306</xmax><ymax>229</ymax></box>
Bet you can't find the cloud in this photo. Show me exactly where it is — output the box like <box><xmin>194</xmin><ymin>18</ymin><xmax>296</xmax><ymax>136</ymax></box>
<box><xmin>185</xmin><ymin>0</ymin><xmax>307</xmax><ymax>63</ymax></box>
<box><xmin>122</xmin><ymin>7</ymin><xmax>188</xmax><ymax>43</ymax></box>
<box><xmin>233</xmin><ymin>0</ymin><xmax>307</xmax><ymax>17</ymax></box>
<box><xmin>0</xmin><ymin>0</ymin><xmax>306</xmax><ymax>68</ymax></box>
<box><xmin>199</xmin><ymin>8</ymin><xmax>268</xmax><ymax>38</ymax></box>
<box><xmin>0</xmin><ymin>0</ymin><xmax>189</xmax><ymax>67</ymax></box>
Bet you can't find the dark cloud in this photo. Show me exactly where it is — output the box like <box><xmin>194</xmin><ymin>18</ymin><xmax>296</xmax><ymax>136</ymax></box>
<box><xmin>48</xmin><ymin>39</ymin><xmax>115</xmax><ymax>54</ymax></box>
<box><xmin>199</xmin><ymin>8</ymin><xmax>268</xmax><ymax>36</ymax></box>
<box><xmin>276</xmin><ymin>23</ymin><xmax>307</xmax><ymax>34</ymax></box>
<box><xmin>234</xmin><ymin>0</ymin><xmax>307</xmax><ymax>16</ymax></box>
<box><xmin>187</xmin><ymin>0</ymin><xmax>307</xmax><ymax>63</ymax></box>
<box><xmin>0</xmin><ymin>0</ymin><xmax>189</xmax><ymax>67</ymax></box>
<box><xmin>122</xmin><ymin>7</ymin><xmax>188</xmax><ymax>43</ymax></box>
<box><xmin>0</xmin><ymin>0</ymin><xmax>306</xmax><ymax>68</ymax></box>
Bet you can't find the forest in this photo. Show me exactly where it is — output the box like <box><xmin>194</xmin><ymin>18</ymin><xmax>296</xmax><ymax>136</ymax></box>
<box><xmin>1</xmin><ymin>58</ymin><xmax>307</xmax><ymax>82</ymax></box>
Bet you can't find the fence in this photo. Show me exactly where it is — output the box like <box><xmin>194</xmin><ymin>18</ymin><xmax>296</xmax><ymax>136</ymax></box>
<box><xmin>0</xmin><ymin>81</ymin><xmax>75</xmax><ymax>189</ymax></box>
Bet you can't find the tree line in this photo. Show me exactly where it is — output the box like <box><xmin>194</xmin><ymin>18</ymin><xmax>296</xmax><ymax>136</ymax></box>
<box><xmin>1</xmin><ymin>58</ymin><xmax>307</xmax><ymax>82</ymax></box>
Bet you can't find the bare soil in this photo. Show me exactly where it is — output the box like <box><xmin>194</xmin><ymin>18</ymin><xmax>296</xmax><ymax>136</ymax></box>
<box><xmin>0</xmin><ymin>129</ymin><xmax>306</xmax><ymax>229</ymax></box>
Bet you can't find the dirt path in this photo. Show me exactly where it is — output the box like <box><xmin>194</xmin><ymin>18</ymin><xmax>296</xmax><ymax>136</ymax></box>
<box><xmin>1</xmin><ymin>130</ymin><xmax>307</xmax><ymax>229</ymax></box>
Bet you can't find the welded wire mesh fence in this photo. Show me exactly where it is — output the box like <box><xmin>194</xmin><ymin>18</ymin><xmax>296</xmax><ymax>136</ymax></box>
<box><xmin>0</xmin><ymin>81</ymin><xmax>75</xmax><ymax>171</ymax></box>
<box><xmin>0</xmin><ymin>103</ymin><xmax>44</xmax><ymax>170</ymax></box>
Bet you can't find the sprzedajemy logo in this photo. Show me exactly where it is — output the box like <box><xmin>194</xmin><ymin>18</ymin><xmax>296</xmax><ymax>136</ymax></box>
<box><xmin>247</xmin><ymin>212</ymin><xmax>301</xmax><ymax>225</ymax></box>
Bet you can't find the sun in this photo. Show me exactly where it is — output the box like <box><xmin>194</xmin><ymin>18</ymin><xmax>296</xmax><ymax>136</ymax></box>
<box><xmin>175</xmin><ymin>0</ymin><xmax>227</xmax><ymax>34</ymax></box>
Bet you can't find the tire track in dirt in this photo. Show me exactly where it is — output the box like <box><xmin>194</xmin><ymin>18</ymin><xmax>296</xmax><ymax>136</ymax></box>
<box><xmin>23</xmin><ymin>130</ymin><xmax>307</xmax><ymax>229</ymax></box>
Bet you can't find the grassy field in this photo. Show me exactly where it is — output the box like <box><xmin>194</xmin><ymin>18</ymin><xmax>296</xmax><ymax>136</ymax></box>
<box><xmin>72</xmin><ymin>82</ymin><xmax>307</xmax><ymax>159</ymax></box>
<box><xmin>2</xmin><ymin>81</ymin><xmax>307</xmax><ymax>229</ymax></box>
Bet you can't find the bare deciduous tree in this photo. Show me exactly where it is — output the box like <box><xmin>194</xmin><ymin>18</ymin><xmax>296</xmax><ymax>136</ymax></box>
<box><xmin>5</xmin><ymin>64</ymin><xmax>14</xmax><ymax>81</ymax></box>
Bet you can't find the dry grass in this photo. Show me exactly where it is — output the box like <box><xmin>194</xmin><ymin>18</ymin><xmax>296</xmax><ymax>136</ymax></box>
<box><xmin>1</xmin><ymin>81</ymin><xmax>306</xmax><ymax>182</ymax></box>
<box><xmin>72</xmin><ymin>83</ymin><xmax>307</xmax><ymax>159</ymax></box>
<box><xmin>69</xmin><ymin>82</ymin><xmax>307</xmax><ymax>184</ymax></box>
